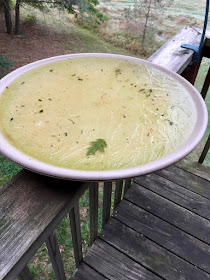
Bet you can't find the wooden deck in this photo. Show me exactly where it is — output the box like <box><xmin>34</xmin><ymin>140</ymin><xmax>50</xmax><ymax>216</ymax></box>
<box><xmin>72</xmin><ymin>162</ymin><xmax>210</xmax><ymax>280</ymax></box>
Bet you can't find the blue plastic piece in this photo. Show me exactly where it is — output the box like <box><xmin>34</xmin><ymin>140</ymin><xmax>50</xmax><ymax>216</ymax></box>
<box><xmin>181</xmin><ymin>44</ymin><xmax>199</xmax><ymax>62</ymax></box>
<box><xmin>181</xmin><ymin>0</ymin><xmax>209</xmax><ymax>64</ymax></box>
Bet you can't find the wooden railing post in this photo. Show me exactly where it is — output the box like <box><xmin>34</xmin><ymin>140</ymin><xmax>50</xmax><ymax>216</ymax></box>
<box><xmin>181</xmin><ymin>54</ymin><xmax>203</xmax><ymax>85</ymax></box>
<box><xmin>18</xmin><ymin>265</ymin><xmax>33</xmax><ymax>280</ymax></box>
<box><xmin>102</xmin><ymin>181</ymin><xmax>112</xmax><ymax>227</ymax></box>
<box><xmin>89</xmin><ymin>183</ymin><xmax>98</xmax><ymax>245</ymax></box>
<box><xmin>123</xmin><ymin>179</ymin><xmax>132</xmax><ymax>196</ymax></box>
<box><xmin>113</xmin><ymin>180</ymin><xmax>123</xmax><ymax>210</ymax></box>
<box><xmin>46</xmin><ymin>231</ymin><xmax>66</xmax><ymax>280</ymax></box>
<box><xmin>199</xmin><ymin>135</ymin><xmax>210</xmax><ymax>164</ymax></box>
<box><xmin>201</xmin><ymin>66</ymin><xmax>210</xmax><ymax>99</ymax></box>
<box><xmin>69</xmin><ymin>201</ymin><xmax>83</xmax><ymax>267</ymax></box>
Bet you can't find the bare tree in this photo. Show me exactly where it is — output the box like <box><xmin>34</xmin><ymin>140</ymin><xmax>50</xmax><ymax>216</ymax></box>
<box><xmin>126</xmin><ymin>0</ymin><xmax>174</xmax><ymax>45</ymax></box>
<box><xmin>15</xmin><ymin>0</ymin><xmax>21</xmax><ymax>34</ymax></box>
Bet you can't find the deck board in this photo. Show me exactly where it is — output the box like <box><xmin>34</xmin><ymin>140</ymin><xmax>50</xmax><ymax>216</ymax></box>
<box><xmin>72</xmin><ymin>163</ymin><xmax>210</xmax><ymax>280</ymax></box>
<box><xmin>125</xmin><ymin>182</ymin><xmax>210</xmax><ymax>244</ymax></box>
<box><xmin>71</xmin><ymin>262</ymin><xmax>107</xmax><ymax>280</ymax></box>
<box><xmin>176</xmin><ymin>158</ymin><xmax>210</xmax><ymax>181</ymax></box>
<box><xmin>99</xmin><ymin>218</ymin><xmax>210</xmax><ymax>280</ymax></box>
<box><xmin>156</xmin><ymin>164</ymin><xmax>210</xmax><ymax>198</ymax></box>
<box><xmin>113</xmin><ymin>200</ymin><xmax>210</xmax><ymax>274</ymax></box>
<box><xmin>134</xmin><ymin>173</ymin><xmax>210</xmax><ymax>219</ymax></box>
<box><xmin>84</xmin><ymin>239</ymin><xmax>162</xmax><ymax>280</ymax></box>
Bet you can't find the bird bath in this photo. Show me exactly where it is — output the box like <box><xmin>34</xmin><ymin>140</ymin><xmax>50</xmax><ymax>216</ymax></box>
<box><xmin>0</xmin><ymin>53</ymin><xmax>208</xmax><ymax>181</ymax></box>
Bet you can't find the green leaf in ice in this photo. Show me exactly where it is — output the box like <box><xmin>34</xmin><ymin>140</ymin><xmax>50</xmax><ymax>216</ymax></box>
<box><xmin>86</xmin><ymin>139</ymin><xmax>107</xmax><ymax>156</ymax></box>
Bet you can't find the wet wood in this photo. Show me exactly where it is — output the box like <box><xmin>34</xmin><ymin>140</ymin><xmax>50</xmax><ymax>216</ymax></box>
<box><xmin>102</xmin><ymin>181</ymin><xmax>112</xmax><ymax>227</ymax></box>
<box><xmin>199</xmin><ymin>134</ymin><xmax>210</xmax><ymax>164</ymax></box>
<box><xmin>135</xmin><ymin>173</ymin><xmax>210</xmax><ymax>220</ymax></box>
<box><xmin>200</xmin><ymin>67</ymin><xmax>210</xmax><ymax>99</ymax></box>
<box><xmin>124</xmin><ymin>183</ymin><xmax>210</xmax><ymax>244</ymax></box>
<box><xmin>71</xmin><ymin>262</ymin><xmax>107</xmax><ymax>280</ymax></box>
<box><xmin>69</xmin><ymin>201</ymin><xmax>83</xmax><ymax>267</ymax></box>
<box><xmin>175</xmin><ymin>158</ymin><xmax>210</xmax><ymax>181</ymax></box>
<box><xmin>114</xmin><ymin>199</ymin><xmax>210</xmax><ymax>274</ymax></box>
<box><xmin>0</xmin><ymin>170</ymin><xmax>88</xmax><ymax>280</ymax></box>
<box><xmin>84</xmin><ymin>239</ymin><xmax>162</xmax><ymax>280</ymax></box>
<box><xmin>18</xmin><ymin>266</ymin><xmax>33</xmax><ymax>280</ymax></box>
<box><xmin>46</xmin><ymin>231</ymin><xmax>66</xmax><ymax>280</ymax></box>
<box><xmin>156</xmin><ymin>164</ymin><xmax>210</xmax><ymax>198</ymax></box>
<box><xmin>89</xmin><ymin>182</ymin><xmax>98</xmax><ymax>245</ymax></box>
<box><xmin>99</xmin><ymin>218</ymin><xmax>210</xmax><ymax>279</ymax></box>
<box><xmin>113</xmin><ymin>180</ymin><xmax>123</xmax><ymax>209</ymax></box>
<box><xmin>123</xmin><ymin>178</ymin><xmax>132</xmax><ymax>195</ymax></box>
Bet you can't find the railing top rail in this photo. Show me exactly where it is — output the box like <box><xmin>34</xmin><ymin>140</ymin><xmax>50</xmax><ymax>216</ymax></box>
<box><xmin>148</xmin><ymin>26</ymin><xmax>209</xmax><ymax>74</ymax></box>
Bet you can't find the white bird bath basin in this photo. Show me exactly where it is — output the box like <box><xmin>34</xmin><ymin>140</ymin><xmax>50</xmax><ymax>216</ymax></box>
<box><xmin>0</xmin><ymin>53</ymin><xmax>208</xmax><ymax>181</ymax></box>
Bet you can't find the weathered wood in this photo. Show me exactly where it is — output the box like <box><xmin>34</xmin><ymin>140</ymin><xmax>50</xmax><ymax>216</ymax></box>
<box><xmin>199</xmin><ymin>134</ymin><xmax>210</xmax><ymax>164</ymax></box>
<box><xmin>201</xmin><ymin>67</ymin><xmax>210</xmax><ymax>99</ymax></box>
<box><xmin>124</xmin><ymin>183</ymin><xmax>210</xmax><ymax>244</ymax></box>
<box><xmin>156</xmin><ymin>164</ymin><xmax>210</xmax><ymax>198</ymax></box>
<box><xmin>100</xmin><ymin>218</ymin><xmax>210</xmax><ymax>280</ymax></box>
<box><xmin>84</xmin><ymin>239</ymin><xmax>162</xmax><ymax>280</ymax></box>
<box><xmin>123</xmin><ymin>178</ymin><xmax>132</xmax><ymax>195</ymax></box>
<box><xmin>102</xmin><ymin>181</ymin><xmax>112</xmax><ymax>227</ymax></box>
<box><xmin>194</xmin><ymin>27</ymin><xmax>210</xmax><ymax>47</ymax></box>
<box><xmin>89</xmin><ymin>182</ymin><xmax>98</xmax><ymax>246</ymax></box>
<box><xmin>180</xmin><ymin>47</ymin><xmax>203</xmax><ymax>85</ymax></box>
<box><xmin>114</xmin><ymin>199</ymin><xmax>210</xmax><ymax>274</ymax></box>
<box><xmin>113</xmin><ymin>180</ymin><xmax>123</xmax><ymax>209</ymax></box>
<box><xmin>148</xmin><ymin>26</ymin><xmax>202</xmax><ymax>74</ymax></box>
<box><xmin>69</xmin><ymin>201</ymin><xmax>83</xmax><ymax>267</ymax></box>
<box><xmin>135</xmin><ymin>173</ymin><xmax>210</xmax><ymax>220</ymax></box>
<box><xmin>0</xmin><ymin>170</ymin><xmax>88</xmax><ymax>280</ymax></box>
<box><xmin>18</xmin><ymin>265</ymin><xmax>33</xmax><ymax>280</ymax></box>
<box><xmin>71</xmin><ymin>262</ymin><xmax>107</xmax><ymax>280</ymax></box>
<box><xmin>176</xmin><ymin>158</ymin><xmax>210</xmax><ymax>181</ymax></box>
<box><xmin>46</xmin><ymin>231</ymin><xmax>66</xmax><ymax>280</ymax></box>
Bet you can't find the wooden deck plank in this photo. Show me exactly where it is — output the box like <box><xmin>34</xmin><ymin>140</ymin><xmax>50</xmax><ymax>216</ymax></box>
<box><xmin>99</xmin><ymin>218</ymin><xmax>210</xmax><ymax>280</ymax></box>
<box><xmin>156</xmin><ymin>164</ymin><xmax>210</xmax><ymax>198</ymax></box>
<box><xmin>83</xmin><ymin>239</ymin><xmax>162</xmax><ymax>280</ymax></box>
<box><xmin>114</xmin><ymin>199</ymin><xmax>210</xmax><ymax>274</ymax></box>
<box><xmin>175</xmin><ymin>158</ymin><xmax>210</xmax><ymax>181</ymax></box>
<box><xmin>148</xmin><ymin>26</ymin><xmax>201</xmax><ymax>74</ymax></box>
<box><xmin>135</xmin><ymin>173</ymin><xmax>210</xmax><ymax>220</ymax></box>
<box><xmin>71</xmin><ymin>262</ymin><xmax>107</xmax><ymax>280</ymax></box>
<box><xmin>124</xmin><ymin>183</ymin><xmax>210</xmax><ymax>244</ymax></box>
<box><xmin>0</xmin><ymin>170</ymin><xmax>88</xmax><ymax>280</ymax></box>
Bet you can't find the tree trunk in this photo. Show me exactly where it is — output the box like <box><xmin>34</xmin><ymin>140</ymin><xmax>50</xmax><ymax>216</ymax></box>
<box><xmin>3</xmin><ymin>0</ymin><xmax>13</xmax><ymax>34</ymax></box>
<box><xmin>15</xmin><ymin>0</ymin><xmax>21</xmax><ymax>35</ymax></box>
<box><xmin>142</xmin><ymin>0</ymin><xmax>152</xmax><ymax>44</ymax></box>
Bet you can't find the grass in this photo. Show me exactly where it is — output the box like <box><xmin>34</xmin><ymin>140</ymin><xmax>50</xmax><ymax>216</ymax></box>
<box><xmin>0</xmin><ymin>54</ymin><xmax>16</xmax><ymax>78</ymax></box>
<box><xmin>20</xmin><ymin>4</ymin><xmax>140</xmax><ymax>57</ymax></box>
<box><xmin>0</xmin><ymin>155</ymin><xmax>22</xmax><ymax>186</ymax></box>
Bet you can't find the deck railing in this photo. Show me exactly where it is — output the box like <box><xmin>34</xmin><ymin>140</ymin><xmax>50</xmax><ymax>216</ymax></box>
<box><xmin>0</xmin><ymin>26</ymin><xmax>209</xmax><ymax>280</ymax></box>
